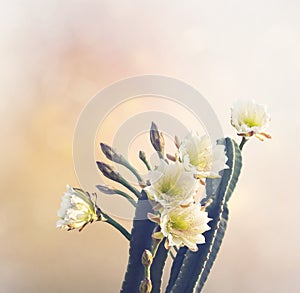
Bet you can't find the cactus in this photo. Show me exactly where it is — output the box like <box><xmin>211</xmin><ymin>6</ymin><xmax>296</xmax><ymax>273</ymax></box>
<box><xmin>120</xmin><ymin>191</ymin><xmax>155</xmax><ymax>293</ymax></box>
<box><xmin>167</xmin><ymin>137</ymin><xmax>242</xmax><ymax>293</ymax></box>
<box><xmin>57</xmin><ymin>99</ymin><xmax>271</xmax><ymax>293</ymax></box>
<box><xmin>150</xmin><ymin>239</ymin><xmax>168</xmax><ymax>293</ymax></box>
<box><xmin>120</xmin><ymin>137</ymin><xmax>242</xmax><ymax>293</ymax></box>
<box><xmin>165</xmin><ymin>247</ymin><xmax>188</xmax><ymax>292</ymax></box>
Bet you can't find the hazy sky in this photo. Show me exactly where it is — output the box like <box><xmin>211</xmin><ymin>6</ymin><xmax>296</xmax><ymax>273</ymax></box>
<box><xmin>1</xmin><ymin>1</ymin><xmax>299</xmax><ymax>292</ymax></box>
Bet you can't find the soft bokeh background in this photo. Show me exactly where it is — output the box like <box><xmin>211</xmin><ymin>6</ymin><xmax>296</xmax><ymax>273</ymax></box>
<box><xmin>1</xmin><ymin>1</ymin><xmax>299</xmax><ymax>292</ymax></box>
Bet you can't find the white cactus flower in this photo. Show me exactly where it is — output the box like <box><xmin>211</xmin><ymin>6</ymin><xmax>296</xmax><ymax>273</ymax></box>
<box><xmin>56</xmin><ymin>185</ymin><xmax>99</xmax><ymax>231</ymax></box>
<box><xmin>144</xmin><ymin>160</ymin><xmax>199</xmax><ymax>207</ymax></box>
<box><xmin>152</xmin><ymin>204</ymin><xmax>211</xmax><ymax>252</ymax></box>
<box><xmin>179</xmin><ymin>132</ymin><xmax>228</xmax><ymax>179</ymax></box>
<box><xmin>231</xmin><ymin>100</ymin><xmax>271</xmax><ymax>140</ymax></box>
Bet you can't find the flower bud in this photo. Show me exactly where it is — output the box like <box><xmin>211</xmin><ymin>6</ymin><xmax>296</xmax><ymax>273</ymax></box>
<box><xmin>100</xmin><ymin>143</ymin><xmax>124</xmax><ymax>163</ymax></box>
<box><xmin>96</xmin><ymin>184</ymin><xmax>116</xmax><ymax>194</ymax></box>
<box><xmin>174</xmin><ymin>135</ymin><xmax>181</xmax><ymax>149</ymax></box>
<box><xmin>97</xmin><ymin>162</ymin><xmax>142</xmax><ymax>198</ymax></box>
<box><xmin>150</xmin><ymin>122</ymin><xmax>165</xmax><ymax>154</ymax></box>
<box><xmin>141</xmin><ymin>249</ymin><xmax>153</xmax><ymax>267</ymax></box>
<box><xmin>166</xmin><ymin>153</ymin><xmax>176</xmax><ymax>162</ymax></box>
<box><xmin>139</xmin><ymin>278</ymin><xmax>152</xmax><ymax>293</ymax></box>
<box><xmin>139</xmin><ymin>150</ymin><xmax>147</xmax><ymax>161</ymax></box>
<box><xmin>96</xmin><ymin>162</ymin><xmax>121</xmax><ymax>182</ymax></box>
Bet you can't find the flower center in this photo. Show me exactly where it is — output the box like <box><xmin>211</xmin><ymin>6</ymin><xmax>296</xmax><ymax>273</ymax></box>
<box><xmin>170</xmin><ymin>215</ymin><xmax>190</xmax><ymax>231</ymax></box>
<box><xmin>242</xmin><ymin>116</ymin><xmax>260</xmax><ymax>127</ymax></box>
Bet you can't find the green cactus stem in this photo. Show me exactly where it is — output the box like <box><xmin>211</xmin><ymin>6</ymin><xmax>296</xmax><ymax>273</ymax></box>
<box><xmin>168</xmin><ymin>138</ymin><xmax>242</xmax><ymax>293</ymax></box>
<box><xmin>120</xmin><ymin>191</ymin><xmax>155</xmax><ymax>293</ymax></box>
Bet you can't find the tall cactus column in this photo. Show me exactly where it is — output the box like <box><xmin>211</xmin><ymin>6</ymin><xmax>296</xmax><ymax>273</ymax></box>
<box><xmin>121</xmin><ymin>191</ymin><xmax>155</xmax><ymax>293</ymax></box>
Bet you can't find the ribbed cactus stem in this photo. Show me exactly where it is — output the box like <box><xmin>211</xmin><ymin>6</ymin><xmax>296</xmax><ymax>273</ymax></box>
<box><xmin>167</xmin><ymin>138</ymin><xmax>242</xmax><ymax>293</ymax></box>
<box><xmin>120</xmin><ymin>191</ymin><xmax>155</xmax><ymax>293</ymax></box>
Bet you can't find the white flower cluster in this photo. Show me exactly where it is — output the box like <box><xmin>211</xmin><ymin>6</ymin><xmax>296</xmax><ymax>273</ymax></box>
<box><xmin>146</xmin><ymin>131</ymin><xmax>228</xmax><ymax>251</ymax></box>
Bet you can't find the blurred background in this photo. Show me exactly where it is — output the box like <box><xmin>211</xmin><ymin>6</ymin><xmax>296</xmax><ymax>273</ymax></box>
<box><xmin>1</xmin><ymin>0</ymin><xmax>299</xmax><ymax>292</ymax></box>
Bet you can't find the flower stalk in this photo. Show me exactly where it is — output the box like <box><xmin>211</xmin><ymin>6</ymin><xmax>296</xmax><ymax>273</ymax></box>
<box><xmin>239</xmin><ymin>137</ymin><xmax>248</xmax><ymax>150</ymax></box>
<box><xmin>169</xmin><ymin>250</ymin><xmax>176</xmax><ymax>260</ymax></box>
<box><xmin>96</xmin><ymin>184</ymin><xmax>137</xmax><ymax>207</ymax></box>
<box><xmin>101</xmin><ymin>212</ymin><xmax>131</xmax><ymax>241</ymax></box>
<box><xmin>139</xmin><ymin>150</ymin><xmax>151</xmax><ymax>171</ymax></box>
<box><xmin>140</xmin><ymin>236</ymin><xmax>163</xmax><ymax>293</ymax></box>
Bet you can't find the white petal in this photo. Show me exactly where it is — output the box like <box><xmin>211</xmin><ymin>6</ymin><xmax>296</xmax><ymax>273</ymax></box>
<box><xmin>231</xmin><ymin>100</ymin><xmax>271</xmax><ymax>136</ymax></box>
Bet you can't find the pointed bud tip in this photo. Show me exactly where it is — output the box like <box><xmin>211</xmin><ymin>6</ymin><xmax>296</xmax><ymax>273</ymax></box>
<box><xmin>142</xmin><ymin>249</ymin><xmax>153</xmax><ymax>267</ymax></box>
<box><xmin>100</xmin><ymin>142</ymin><xmax>109</xmax><ymax>152</ymax></box>
<box><xmin>174</xmin><ymin>135</ymin><xmax>181</xmax><ymax>149</ymax></box>
<box><xmin>151</xmin><ymin>121</ymin><xmax>158</xmax><ymax>131</ymax></box>
<box><xmin>97</xmin><ymin>161</ymin><xmax>110</xmax><ymax>169</ymax></box>
<box><xmin>100</xmin><ymin>143</ymin><xmax>117</xmax><ymax>160</ymax></box>
<box><xmin>96</xmin><ymin>185</ymin><xmax>115</xmax><ymax>194</ymax></box>
<box><xmin>96</xmin><ymin>161</ymin><xmax>120</xmax><ymax>181</ymax></box>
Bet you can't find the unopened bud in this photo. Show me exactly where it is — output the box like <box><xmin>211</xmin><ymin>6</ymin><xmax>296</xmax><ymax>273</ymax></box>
<box><xmin>150</xmin><ymin>122</ymin><xmax>165</xmax><ymax>154</ymax></box>
<box><xmin>96</xmin><ymin>184</ymin><xmax>116</xmax><ymax>194</ymax></box>
<box><xmin>166</xmin><ymin>153</ymin><xmax>176</xmax><ymax>162</ymax></box>
<box><xmin>96</xmin><ymin>162</ymin><xmax>121</xmax><ymax>182</ymax></box>
<box><xmin>142</xmin><ymin>249</ymin><xmax>153</xmax><ymax>267</ymax></box>
<box><xmin>174</xmin><ymin>135</ymin><xmax>181</xmax><ymax>149</ymax></box>
<box><xmin>139</xmin><ymin>150</ymin><xmax>151</xmax><ymax>171</ymax></box>
<box><xmin>139</xmin><ymin>150</ymin><xmax>146</xmax><ymax>161</ymax></box>
<box><xmin>97</xmin><ymin>162</ymin><xmax>142</xmax><ymax>198</ymax></box>
<box><xmin>101</xmin><ymin>143</ymin><xmax>144</xmax><ymax>185</ymax></box>
<box><xmin>100</xmin><ymin>143</ymin><xmax>123</xmax><ymax>163</ymax></box>
<box><xmin>139</xmin><ymin>278</ymin><xmax>152</xmax><ymax>293</ymax></box>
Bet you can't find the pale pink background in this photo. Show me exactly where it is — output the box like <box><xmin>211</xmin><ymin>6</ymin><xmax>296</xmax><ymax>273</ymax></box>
<box><xmin>1</xmin><ymin>1</ymin><xmax>299</xmax><ymax>292</ymax></box>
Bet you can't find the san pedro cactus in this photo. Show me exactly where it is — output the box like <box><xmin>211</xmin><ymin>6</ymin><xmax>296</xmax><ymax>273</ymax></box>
<box><xmin>56</xmin><ymin>100</ymin><xmax>271</xmax><ymax>293</ymax></box>
<box><xmin>167</xmin><ymin>138</ymin><xmax>242</xmax><ymax>293</ymax></box>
